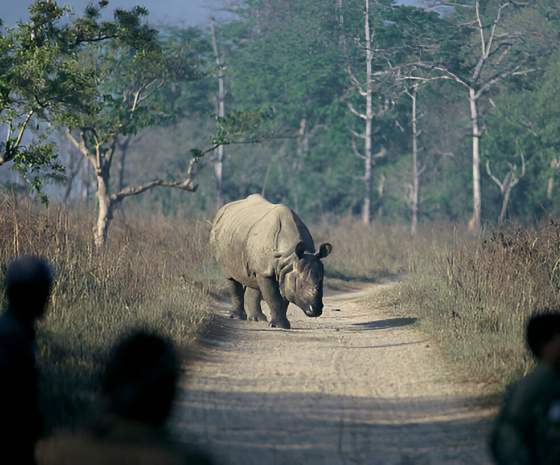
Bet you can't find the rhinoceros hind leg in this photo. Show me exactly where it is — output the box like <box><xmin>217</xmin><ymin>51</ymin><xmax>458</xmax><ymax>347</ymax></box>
<box><xmin>245</xmin><ymin>287</ymin><xmax>268</xmax><ymax>322</ymax></box>
<box><xmin>227</xmin><ymin>279</ymin><xmax>247</xmax><ymax>320</ymax></box>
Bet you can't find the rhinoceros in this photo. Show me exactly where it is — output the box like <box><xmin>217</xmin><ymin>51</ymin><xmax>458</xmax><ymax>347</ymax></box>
<box><xmin>210</xmin><ymin>194</ymin><xmax>332</xmax><ymax>329</ymax></box>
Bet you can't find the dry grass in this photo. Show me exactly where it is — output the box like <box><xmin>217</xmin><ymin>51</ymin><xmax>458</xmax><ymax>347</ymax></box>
<box><xmin>312</xmin><ymin>216</ymin><xmax>413</xmax><ymax>283</ymax></box>
<box><xmin>0</xmin><ymin>194</ymin><xmax>217</xmax><ymax>432</ymax></box>
<box><xmin>393</xmin><ymin>222</ymin><xmax>560</xmax><ymax>386</ymax></box>
<box><xmin>3</xmin><ymin>191</ymin><xmax>554</xmax><ymax>431</ymax></box>
<box><xmin>319</xmin><ymin>217</ymin><xmax>560</xmax><ymax>387</ymax></box>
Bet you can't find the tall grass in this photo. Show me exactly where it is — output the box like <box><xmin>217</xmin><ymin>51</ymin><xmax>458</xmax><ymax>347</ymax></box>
<box><xmin>312</xmin><ymin>216</ymin><xmax>413</xmax><ymax>283</ymax></box>
<box><xmin>3</xmin><ymin>192</ymin><xmax>553</xmax><ymax>431</ymax></box>
<box><xmin>314</xmin><ymin>216</ymin><xmax>560</xmax><ymax>386</ymax></box>
<box><xmin>0</xmin><ymin>194</ymin><xmax>217</xmax><ymax>432</ymax></box>
<box><xmin>396</xmin><ymin>222</ymin><xmax>560</xmax><ymax>385</ymax></box>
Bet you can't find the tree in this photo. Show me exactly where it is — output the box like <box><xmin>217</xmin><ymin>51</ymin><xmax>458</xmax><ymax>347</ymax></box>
<box><xmin>0</xmin><ymin>2</ymin><xmax>98</xmax><ymax>198</ymax></box>
<box><xmin>416</xmin><ymin>0</ymin><xmax>558</xmax><ymax>232</ymax></box>
<box><xmin>480</xmin><ymin>44</ymin><xmax>560</xmax><ymax>221</ymax></box>
<box><xmin>486</xmin><ymin>153</ymin><xmax>525</xmax><ymax>228</ymax></box>
<box><xmin>381</xmin><ymin>5</ymin><xmax>462</xmax><ymax>232</ymax></box>
<box><xmin>342</xmin><ymin>0</ymin><xmax>394</xmax><ymax>224</ymax></box>
<box><xmin>56</xmin><ymin>5</ymin><xmax>206</xmax><ymax>247</ymax></box>
<box><xmin>222</xmin><ymin>0</ymin><xmax>351</xmax><ymax>212</ymax></box>
<box><xmin>209</xmin><ymin>17</ymin><xmax>227</xmax><ymax>209</ymax></box>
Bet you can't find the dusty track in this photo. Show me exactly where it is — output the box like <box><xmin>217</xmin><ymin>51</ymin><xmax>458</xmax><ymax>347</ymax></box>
<box><xmin>172</xmin><ymin>282</ymin><xmax>497</xmax><ymax>465</ymax></box>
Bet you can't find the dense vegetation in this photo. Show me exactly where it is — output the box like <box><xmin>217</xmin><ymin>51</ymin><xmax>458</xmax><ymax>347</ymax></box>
<box><xmin>3</xmin><ymin>1</ymin><xmax>560</xmax><ymax>229</ymax></box>
<box><xmin>1</xmin><ymin>0</ymin><xmax>560</xmax><ymax>431</ymax></box>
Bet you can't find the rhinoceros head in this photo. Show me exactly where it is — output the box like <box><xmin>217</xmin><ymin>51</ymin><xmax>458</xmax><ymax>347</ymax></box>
<box><xmin>279</xmin><ymin>241</ymin><xmax>332</xmax><ymax>318</ymax></box>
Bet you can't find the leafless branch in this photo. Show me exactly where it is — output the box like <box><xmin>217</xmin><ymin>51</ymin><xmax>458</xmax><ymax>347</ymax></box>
<box><xmin>0</xmin><ymin>111</ymin><xmax>36</xmax><ymax>165</ymax></box>
<box><xmin>131</xmin><ymin>78</ymin><xmax>165</xmax><ymax>112</ymax></box>
<box><xmin>486</xmin><ymin>160</ymin><xmax>505</xmax><ymax>191</ymax></box>
<box><xmin>351</xmin><ymin>138</ymin><xmax>365</xmax><ymax>160</ymax></box>
<box><xmin>62</xmin><ymin>129</ymin><xmax>95</xmax><ymax>165</ymax></box>
<box><xmin>347</xmin><ymin>102</ymin><xmax>366</xmax><ymax>120</ymax></box>
<box><xmin>476</xmin><ymin>67</ymin><xmax>536</xmax><ymax>98</ymax></box>
<box><xmin>373</xmin><ymin>146</ymin><xmax>387</xmax><ymax>161</ymax></box>
<box><xmin>111</xmin><ymin>156</ymin><xmax>200</xmax><ymax>203</ymax></box>
<box><xmin>348</xmin><ymin>126</ymin><xmax>366</xmax><ymax>140</ymax></box>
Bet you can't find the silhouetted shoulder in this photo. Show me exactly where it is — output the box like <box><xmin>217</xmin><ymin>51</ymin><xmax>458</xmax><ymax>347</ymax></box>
<box><xmin>36</xmin><ymin>426</ymin><xmax>214</xmax><ymax>465</ymax></box>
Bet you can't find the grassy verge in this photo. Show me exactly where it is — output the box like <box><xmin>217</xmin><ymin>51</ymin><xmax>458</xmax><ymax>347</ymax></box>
<box><xmin>0</xmin><ymin>195</ymin><xmax>217</xmax><ymax>432</ymax></box>
<box><xmin>369</xmin><ymin>222</ymin><xmax>560</xmax><ymax>387</ymax></box>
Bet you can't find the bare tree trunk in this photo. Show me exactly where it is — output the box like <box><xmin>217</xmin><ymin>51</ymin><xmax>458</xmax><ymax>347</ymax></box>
<box><xmin>410</xmin><ymin>84</ymin><xmax>420</xmax><ymax>236</ymax></box>
<box><xmin>548</xmin><ymin>159</ymin><xmax>559</xmax><ymax>200</ymax></box>
<box><xmin>362</xmin><ymin>0</ymin><xmax>373</xmax><ymax>225</ymax></box>
<box><xmin>295</xmin><ymin>118</ymin><xmax>307</xmax><ymax>171</ymax></box>
<box><xmin>114</xmin><ymin>135</ymin><xmax>132</xmax><ymax>223</ymax></box>
<box><xmin>210</xmin><ymin>17</ymin><xmax>226</xmax><ymax>209</ymax></box>
<box><xmin>63</xmin><ymin>151</ymin><xmax>84</xmax><ymax>206</ymax></box>
<box><xmin>94</xmin><ymin>162</ymin><xmax>113</xmax><ymax>248</ymax></box>
<box><xmin>469</xmin><ymin>87</ymin><xmax>482</xmax><ymax>234</ymax></box>
<box><xmin>115</xmin><ymin>135</ymin><xmax>131</xmax><ymax>194</ymax></box>
<box><xmin>376</xmin><ymin>173</ymin><xmax>385</xmax><ymax>218</ymax></box>
<box><xmin>498</xmin><ymin>186</ymin><xmax>511</xmax><ymax>228</ymax></box>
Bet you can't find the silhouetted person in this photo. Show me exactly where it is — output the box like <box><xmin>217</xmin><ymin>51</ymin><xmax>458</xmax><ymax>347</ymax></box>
<box><xmin>0</xmin><ymin>255</ymin><xmax>53</xmax><ymax>464</ymax></box>
<box><xmin>37</xmin><ymin>331</ymin><xmax>212</xmax><ymax>464</ymax></box>
<box><xmin>490</xmin><ymin>311</ymin><xmax>560</xmax><ymax>464</ymax></box>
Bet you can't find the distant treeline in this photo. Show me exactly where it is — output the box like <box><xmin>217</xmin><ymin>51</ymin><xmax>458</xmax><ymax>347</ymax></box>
<box><xmin>2</xmin><ymin>0</ymin><xmax>560</xmax><ymax>234</ymax></box>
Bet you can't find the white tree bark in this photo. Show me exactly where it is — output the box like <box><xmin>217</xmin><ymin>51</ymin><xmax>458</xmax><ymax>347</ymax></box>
<box><xmin>486</xmin><ymin>154</ymin><xmax>525</xmax><ymax>229</ymax></box>
<box><xmin>64</xmin><ymin>129</ymin><xmax>199</xmax><ymax>248</ymax></box>
<box><xmin>363</xmin><ymin>0</ymin><xmax>374</xmax><ymax>225</ymax></box>
<box><xmin>211</xmin><ymin>17</ymin><xmax>226</xmax><ymax>209</ymax></box>
<box><xmin>470</xmin><ymin>86</ymin><xmax>482</xmax><ymax>234</ymax></box>
<box><xmin>403</xmin><ymin>1</ymin><xmax>535</xmax><ymax>234</ymax></box>
<box><xmin>409</xmin><ymin>84</ymin><xmax>425</xmax><ymax>236</ymax></box>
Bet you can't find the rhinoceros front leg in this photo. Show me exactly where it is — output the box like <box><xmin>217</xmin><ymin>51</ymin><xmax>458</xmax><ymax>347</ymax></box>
<box><xmin>245</xmin><ymin>287</ymin><xmax>268</xmax><ymax>322</ymax></box>
<box><xmin>227</xmin><ymin>278</ymin><xmax>247</xmax><ymax>320</ymax></box>
<box><xmin>256</xmin><ymin>275</ymin><xmax>290</xmax><ymax>329</ymax></box>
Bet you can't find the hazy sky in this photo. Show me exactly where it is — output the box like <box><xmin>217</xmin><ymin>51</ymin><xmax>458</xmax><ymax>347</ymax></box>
<box><xmin>0</xmin><ymin>0</ymin><xmax>233</xmax><ymax>28</ymax></box>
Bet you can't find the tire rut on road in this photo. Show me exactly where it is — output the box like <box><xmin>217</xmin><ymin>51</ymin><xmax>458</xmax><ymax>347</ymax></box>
<box><xmin>172</xmin><ymin>283</ymin><xmax>497</xmax><ymax>465</ymax></box>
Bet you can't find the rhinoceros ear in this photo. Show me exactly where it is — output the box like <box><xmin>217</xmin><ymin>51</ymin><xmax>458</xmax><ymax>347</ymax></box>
<box><xmin>294</xmin><ymin>241</ymin><xmax>307</xmax><ymax>259</ymax></box>
<box><xmin>317</xmin><ymin>243</ymin><xmax>332</xmax><ymax>259</ymax></box>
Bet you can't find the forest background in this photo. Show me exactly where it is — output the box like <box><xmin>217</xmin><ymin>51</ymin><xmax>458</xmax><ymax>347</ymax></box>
<box><xmin>2</xmin><ymin>0</ymin><xmax>560</xmax><ymax>433</ymax></box>
<box><xmin>3</xmin><ymin>0</ymin><xmax>560</xmax><ymax>232</ymax></box>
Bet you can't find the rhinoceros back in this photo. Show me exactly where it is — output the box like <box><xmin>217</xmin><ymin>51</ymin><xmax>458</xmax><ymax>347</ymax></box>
<box><xmin>211</xmin><ymin>194</ymin><xmax>315</xmax><ymax>285</ymax></box>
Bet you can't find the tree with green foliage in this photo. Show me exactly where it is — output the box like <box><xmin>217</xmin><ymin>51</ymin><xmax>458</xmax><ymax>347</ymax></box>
<box><xmin>411</xmin><ymin>0</ymin><xmax>559</xmax><ymax>232</ymax></box>
<box><xmin>380</xmin><ymin>5</ymin><xmax>468</xmax><ymax>232</ymax></box>
<box><xmin>341</xmin><ymin>0</ymin><xmax>395</xmax><ymax>224</ymax></box>
<box><xmin>221</xmin><ymin>0</ymin><xmax>351</xmax><ymax>213</ymax></box>
<box><xmin>481</xmin><ymin>45</ymin><xmax>560</xmax><ymax>223</ymax></box>
<box><xmin>0</xmin><ymin>1</ymin><xmax>103</xmax><ymax>198</ymax></box>
<box><xmin>51</xmin><ymin>3</ymin><xmax>206</xmax><ymax>247</ymax></box>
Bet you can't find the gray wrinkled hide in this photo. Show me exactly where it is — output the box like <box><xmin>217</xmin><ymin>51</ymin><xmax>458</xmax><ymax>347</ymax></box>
<box><xmin>211</xmin><ymin>194</ymin><xmax>329</xmax><ymax>329</ymax></box>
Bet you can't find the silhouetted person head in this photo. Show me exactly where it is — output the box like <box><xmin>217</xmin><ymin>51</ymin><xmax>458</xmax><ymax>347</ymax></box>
<box><xmin>36</xmin><ymin>331</ymin><xmax>213</xmax><ymax>464</ymax></box>
<box><xmin>0</xmin><ymin>255</ymin><xmax>53</xmax><ymax>464</ymax></box>
<box><xmin>5</xmin><ymin>254</ymin><xmax>53</xmax><ymax>323</ymax></box>
<box><xmin>526</xmin><ymin>310</ymin><xmax>560</xmax><ymax>368</ymax></box>
<box><xmin>101</xmin><ymin>331</ymin><xmax>178</xmax><ymax>427</ymax></box>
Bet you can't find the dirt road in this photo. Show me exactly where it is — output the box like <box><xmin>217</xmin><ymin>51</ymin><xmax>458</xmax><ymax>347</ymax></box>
<box><xmin>172</xmin><ymin>282</ymin><xmax>497</xmax><ymax>465</ymax></box>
